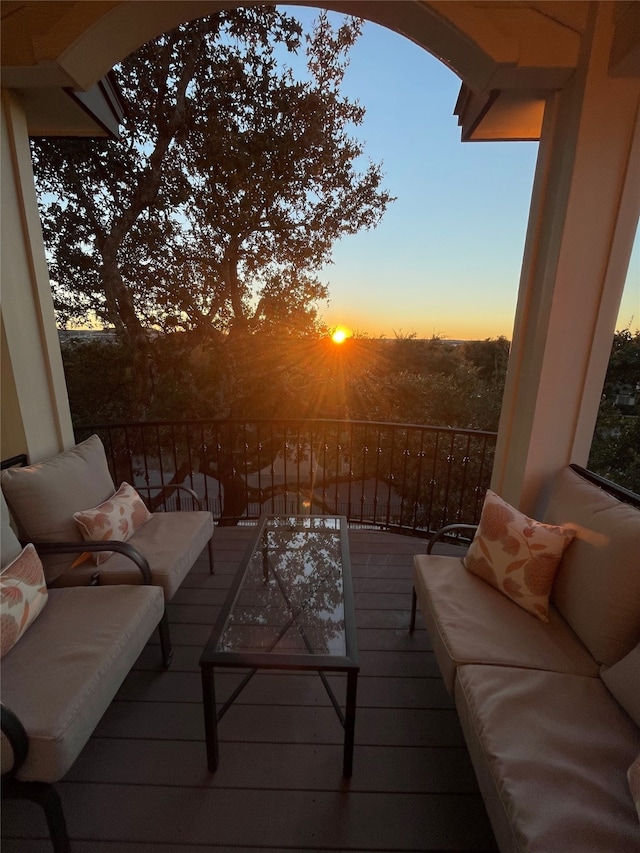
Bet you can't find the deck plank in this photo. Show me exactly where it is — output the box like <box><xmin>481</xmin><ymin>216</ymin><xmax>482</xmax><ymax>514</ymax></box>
<box><xmin>65</xmin><ymin>739</ymin><xmax>478</xmax><ymax>792</ymax></box>
<box><xmin>4</xmin><ymin>784</ymin><xmax>498</xmax><ymax>851</ymax></box>
<box><xmin>2</xmin><ymin>527</ymin><xmax>497</xmax><ymax>852</ymax></box>
<box><xmin>113</xmin><ymin>669</ymin><xmax>453</xmax><ymax>708</ymax></box>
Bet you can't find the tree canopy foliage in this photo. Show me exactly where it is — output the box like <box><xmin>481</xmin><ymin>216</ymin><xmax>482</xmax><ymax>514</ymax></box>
<box><xmin>31</xmin><ymin>7</ymin><xmax>393</xmax><ymax>350</ymax></box>
<box><xmin>62</xmin><ymin>327</ymin><xmax>640</xmax><ymax>501</ymax></box>
<box><xmin>588</xmin><ymin>327</ymin><xmax>640</xmax><ymax>492</ymax></box>
<box><xmin>62</xmin><ymin>332</ymin><xmax>509</xmax><ymax>428</ymax></box>
<box><xmin>62</xmin><ymin>332</ymin><xmax>510</xmax><ymax>524</ymax></box>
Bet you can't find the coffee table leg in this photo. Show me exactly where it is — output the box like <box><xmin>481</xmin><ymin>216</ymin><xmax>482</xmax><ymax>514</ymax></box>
<box><xmin>201</xmin><ymin>666</ymin><xmax>219</xmax><ymax>772</ymax></box>
<box><xmin>343</xmin><ymin>670</ymin><xmax>358</xmax><ymax>777</ymax></box>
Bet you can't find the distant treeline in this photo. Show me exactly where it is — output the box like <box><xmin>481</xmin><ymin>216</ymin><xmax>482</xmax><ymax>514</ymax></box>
<box><xmin>60</xmin><ymin>327</ymin><xmax>639</xmax><ymax>493</ymax></box>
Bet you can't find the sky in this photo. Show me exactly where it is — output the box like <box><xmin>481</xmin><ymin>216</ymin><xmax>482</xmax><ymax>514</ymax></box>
<box><xmin>281</xmin><ymin>6</ymin><xmax>639</xmax><ymax>341</ymax></box>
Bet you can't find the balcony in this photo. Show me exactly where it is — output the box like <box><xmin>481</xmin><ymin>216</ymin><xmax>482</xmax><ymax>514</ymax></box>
<box><xmin>2</xmin><ymin>2</ymin><xmax>638</xmax><ymax>850</ymax></box>
<box><xmin>2</xmin><ymin>524</ymin><xmax>499</xmax><ymax>852</ymax></box>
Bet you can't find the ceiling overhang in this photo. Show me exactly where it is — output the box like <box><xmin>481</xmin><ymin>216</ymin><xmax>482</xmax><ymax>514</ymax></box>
<box><xmin>1</xmin><ymin>1</ymin><xmax>638</xmax><ymax>143</ymax></box>
<box><xmin>13</xmin><ymin>72</ymin><xmax>125</xmax><ymax>138</ymax></box>
<box><xmin>454</xmin><ymin>85</ymin><xmax>546</xmax><ymax>142</ymax></box>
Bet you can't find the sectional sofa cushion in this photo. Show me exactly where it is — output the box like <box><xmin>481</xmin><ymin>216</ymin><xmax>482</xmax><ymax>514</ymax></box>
<box><xmin>545</xmin><ymin>467</ymin><xmax>640</xmax><ymax>666</ymax></box>
<box><xmin>463</xmin><ymin>489</ymin><xmax>575</xmax><ymax>621</ymax></box>
<box><xmin>1</xmin><ymin>491</ymin><xmax>22</xmax><ymax>567</ymax></box>
<box><xmin>1</xmin><ymin>435</ymin><xmax>115</xmax><ymax>582</ymax></box>
<box><xmin>455</xmin><ymin>664</ymin><xmax>640</xmax><ymax>853</ymax></box>
<box><xmin>53</xmin><ymin>510</ymin><xmax>214</xmax><ymax>600</ymax></box>
<box><xmin>0</xmin><ymin>584</ymin><xmax>163</xmax><ymax>783</ymax></box>
<box><xmin>412</xmin><ymin>554</ymin><xmax>598</xmax><ymax>696</ymax></box>
<box><xmin>601</xmin><ymin>644</ymin><xmax>640</xmax><ymax>727</ymax></box>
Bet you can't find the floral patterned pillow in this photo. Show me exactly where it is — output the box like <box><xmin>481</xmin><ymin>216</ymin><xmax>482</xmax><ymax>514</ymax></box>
<box><xmin>73</xmin><ymin>482</ymin><xmax>151</xmax><ymax>565</ymax></box>
<box><xmin>463</xmin><ymin>489</ymin><xmax>576</xmax><ymax>621</ymax></box>
<box><xmin>1</xmin><ymin>543</ymin><xmax>48</xmax><ymax>658</ymax></box>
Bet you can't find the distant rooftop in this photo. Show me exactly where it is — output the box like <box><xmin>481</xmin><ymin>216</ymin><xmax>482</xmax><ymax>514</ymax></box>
<box><xmin>58</xmin><ymin>328</ymin><xmax>118</xmax><ymax>342</ymax></box>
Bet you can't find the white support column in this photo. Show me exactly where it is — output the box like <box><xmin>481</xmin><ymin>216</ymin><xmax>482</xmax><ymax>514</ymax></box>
<box><xmin>1</xmin><ymin>89</ymin><xmax>74</xmax><ymax>462</ymax></box>
<box><xmin>492</xmin><ymin>2</ymin><xmax>640</xmax><ymax>516</ymax></box>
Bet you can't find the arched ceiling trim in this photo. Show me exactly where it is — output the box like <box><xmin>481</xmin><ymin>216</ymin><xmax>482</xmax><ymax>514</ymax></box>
<box><xmin>3</xmin><ymin>1</ymin><xmax>614</xmax><ymax>142</ymax></box>
<box><xmin>3</xmin><ymin>0</ymin><xmax>585</xmax><ymax>93</ymax></box>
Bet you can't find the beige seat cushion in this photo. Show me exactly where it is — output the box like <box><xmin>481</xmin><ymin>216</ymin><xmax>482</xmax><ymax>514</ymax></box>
<box><xmin>53</xmin><ymin>511</ymin><xmax>214</xmax><ymax>600</ymax></box>
<box><xmin>1</xmin><ymin>585</ymin><xmax>163</xmax><ymax>783</ymax></box>
<box><xmin>545</xmin><ymin>467</ymin><xmax>640</xmax><ymax>666</ymax></box>
<box><xmin>455</xmin><ymin>665</ymin><xmax>640</xmax><ymax>853</ymax></box>
<box><xmin>1</xmin><ymin>435</ymin><xmax>115</xmax><ymax>582</ymax></box>
<box><xmin>413</xmin><ymin>554</ymin><xmax>598</xmax><ymax>696</ymax></box>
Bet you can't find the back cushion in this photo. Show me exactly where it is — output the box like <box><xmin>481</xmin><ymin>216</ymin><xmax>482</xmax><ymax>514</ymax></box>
<box><xmin>601</xmin><ymin>644</ymin><xmax>640</xmax><ymax>727</ymax></box>
<box><xmin>1</xmin><ymin>491</ymin><xmax>22</xmax><ymax>569</ymax></box>
<box><xmin>544</xmin><ymin>467</ymin><xmax>640</xmax><ymax>666</ymax></box>
<box><xmin>0</xmin><ymin>436</ymin><xmax>115</xmax><ymax>582</ymax></box>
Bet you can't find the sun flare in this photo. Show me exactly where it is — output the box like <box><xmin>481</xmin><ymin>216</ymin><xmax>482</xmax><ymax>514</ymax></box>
<box><xmin>331</xmin><ymin>327</ymin><xmax>350</xmax><ymax>344</ymax></box>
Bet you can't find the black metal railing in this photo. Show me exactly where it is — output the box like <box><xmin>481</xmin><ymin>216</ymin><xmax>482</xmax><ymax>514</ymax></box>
<box><xmin>75</xmin><ymin>419</ymin><xmax>497</xmax><ymax>537</ymax></box>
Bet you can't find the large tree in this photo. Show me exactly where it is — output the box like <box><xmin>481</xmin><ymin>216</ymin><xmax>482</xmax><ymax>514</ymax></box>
<box><xmin>31</xmin><ymin>8</ymin><xmax>393</xmax><ymax>353</ymax></box>
<box><xmin>33</xmin><ymin>7</ymin><xmax>396</xmax><ymax>522</ymax></box>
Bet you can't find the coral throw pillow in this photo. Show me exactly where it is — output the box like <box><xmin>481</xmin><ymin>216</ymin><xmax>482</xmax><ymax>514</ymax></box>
<box><xmin>1</xmin><ymin>543</ymin><xmax>48</xmax><ymax>658</ymax></box>
<box><xmin>463</xmin><ymin>490</ymin><xmax>576</xmax><ymax>622</ymax></box>
<box><xmin>630</xmin><ymin>754</ymin><xmax>640</xmax><ymax>824</ymax></box>
<box><xmin>73</xmin><ymin>482</ymin><xmax>151</xmax><ymax>565</ymax></box>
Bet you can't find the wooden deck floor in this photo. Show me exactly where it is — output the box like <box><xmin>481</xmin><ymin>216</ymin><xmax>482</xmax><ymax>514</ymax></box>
<box><xmin>3</xmin><ymin>527</ymin><xmax>498</xmax><ymax>853</ymax></box>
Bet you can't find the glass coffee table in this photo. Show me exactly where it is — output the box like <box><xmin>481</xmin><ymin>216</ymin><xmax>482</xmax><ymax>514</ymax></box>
<box><xmin>200</xmin><ymin>514</ymin><xmax>359</xmax><ymax>776</ymax></box>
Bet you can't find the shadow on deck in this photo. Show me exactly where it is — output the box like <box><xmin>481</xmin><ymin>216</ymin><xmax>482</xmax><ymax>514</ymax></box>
<box><xmin>2</xmin><ymin>527</ymin><xmax>498</xmax><ymax>852</ymax></box>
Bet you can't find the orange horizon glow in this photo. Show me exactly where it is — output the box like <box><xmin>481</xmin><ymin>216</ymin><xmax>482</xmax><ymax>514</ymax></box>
<box><xmin>324</xmin><ymin>314</ymin><xmax>514</xmax><ymax>342</ymax></box>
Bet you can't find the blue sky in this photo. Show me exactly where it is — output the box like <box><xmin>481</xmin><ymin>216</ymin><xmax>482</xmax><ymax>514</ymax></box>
<box><xmin>282</xmin><ymin>6</ymin><xmax>639</xmax><ymax>341</ymax></box>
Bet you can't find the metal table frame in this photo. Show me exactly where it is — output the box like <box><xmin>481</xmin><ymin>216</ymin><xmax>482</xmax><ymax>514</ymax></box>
<box><xmin>199</xmin><ymin>515</ymin><xmax>359</xmax><ymax>777</ymax></box>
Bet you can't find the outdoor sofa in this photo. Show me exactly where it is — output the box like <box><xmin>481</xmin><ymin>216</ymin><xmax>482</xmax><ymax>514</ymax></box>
<box><xmin>1</xmin><ymin>490</ymin><xmax>165</xmax><ymax>852</ymax></box>
<box><xmin>411</xmin><ymin>465</ymin><xmax>640</xmax><ymax>852</ymax></box>
<box><xmin>1</xmin><ymin>435</ymin><xmax>216</xmax><ymax>850</ymax></box>
<box><xmin>1</xmin><ymin>434</ymin><xmax>215</xmax><ymax>665</ymax></box>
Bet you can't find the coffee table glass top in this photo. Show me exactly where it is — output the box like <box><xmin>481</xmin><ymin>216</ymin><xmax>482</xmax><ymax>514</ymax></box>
<box><xmin>200</xmin><ymin>514</ymin><xmax>359</xmax><ymax>776</ymax></box>
<box><xmin>214</xmin><ymin>516</ymin><xmax>349</xmax><ymax>658</ymax></box>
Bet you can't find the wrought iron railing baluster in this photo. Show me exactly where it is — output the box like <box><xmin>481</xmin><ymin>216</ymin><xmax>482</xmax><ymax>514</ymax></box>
<box><xmin>77</xmin><ymin>418</ymin><xmax>496</xmax><ymax>537</ymax></box>
<box><xmin>385</xmin><ymin>426</ymin><xmax>395</xmax><ymax>529</ymax></box>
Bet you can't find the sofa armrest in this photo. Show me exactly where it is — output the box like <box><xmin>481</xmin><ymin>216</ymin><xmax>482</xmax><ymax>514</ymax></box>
<box><xmin>34</xmin><ymin>540</ymin><xmax>152</xmax><ymax>585</ymax></box>
<box><xmin>1</xmin><ymin>703</ymin><xmax>29</xmax><ymax>778</ymax></box>
<box><xmin>427</xmin><ymin>523</ymin><xmax>478</xmax><ymax>554</ymax></box>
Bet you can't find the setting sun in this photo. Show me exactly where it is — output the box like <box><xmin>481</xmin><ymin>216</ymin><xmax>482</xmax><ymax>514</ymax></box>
<box><xmin>331</xmin><ymin>327</ymin><xmax>350</xmax><ymax>344</ymax></box>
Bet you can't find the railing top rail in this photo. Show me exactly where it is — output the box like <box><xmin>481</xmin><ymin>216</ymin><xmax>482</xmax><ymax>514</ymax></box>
<box><xmin>78</xmin><ymin>418</ymin><xmax>499</xmax><ymax>439</ymax></box>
